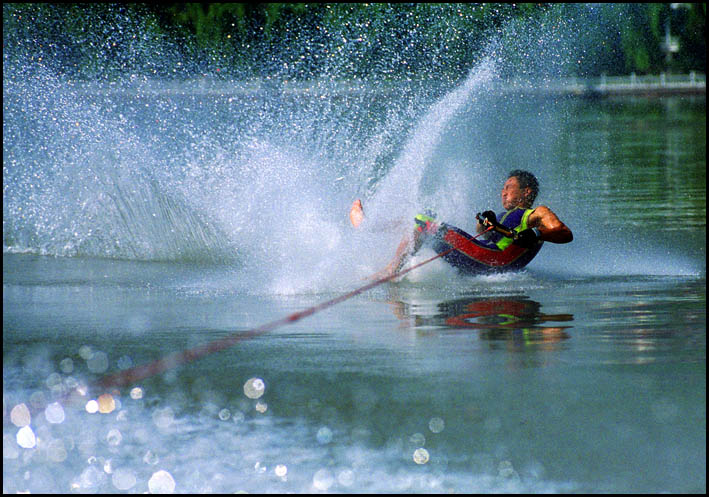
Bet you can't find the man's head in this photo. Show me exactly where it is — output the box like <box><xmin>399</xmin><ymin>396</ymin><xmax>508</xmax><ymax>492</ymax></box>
<box><xmin>501</xmin><ymin>170</ymin><xmax>539</xmax><ymax>210</ymax></box>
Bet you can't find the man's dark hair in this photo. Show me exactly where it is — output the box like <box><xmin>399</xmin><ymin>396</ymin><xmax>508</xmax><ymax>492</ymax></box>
<box><xmin>508</xmin><ymin>170</ymin><xmax>539</xmax><ymax>205</ymax></box>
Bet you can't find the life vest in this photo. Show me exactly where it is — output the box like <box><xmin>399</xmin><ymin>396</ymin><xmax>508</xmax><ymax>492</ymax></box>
<box><xmin>488</xmin><ymin>207</ymin><xmax>536</xmax><ymax>250</ymax></box>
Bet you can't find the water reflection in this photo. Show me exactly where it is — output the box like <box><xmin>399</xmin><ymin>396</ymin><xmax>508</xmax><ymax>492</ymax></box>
<box><xmin>387</xmin><ymin>294</ymin><xmax>573</xmax><ymax>348</ymax></box>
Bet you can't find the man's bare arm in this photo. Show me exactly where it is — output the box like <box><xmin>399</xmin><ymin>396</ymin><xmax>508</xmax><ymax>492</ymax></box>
<box><xmin>528</xmin><ymin>206</ymin><xmax>573</xmax><ymax>244</ymax></box>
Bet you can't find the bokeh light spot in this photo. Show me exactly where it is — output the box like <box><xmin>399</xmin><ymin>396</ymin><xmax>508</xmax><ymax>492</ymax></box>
<box><xmin>10</xmin><ymin>403</ymin><xmax>31</xmax><ymax>427</ymax></box>
<box><xmin>106</xmin><ymin>428</ymin><xmax>123</xmax><ymax>446</ymax></box>
<box><xmin>143</xmin><ymin>450</ymin><xmax>159</xmax><ymax>465</ymax></box>
<box><xmin>152</xmin><ymin>407</ymin><xmax>175</xmax><ymax>428</ymax></box>
<box><xmin>316</xmin><ymin>426</ymin><xmax>333</xmax><ymax>444</ymax></box>
<box><xmin>59</xmin><ymin>357</ymin><xmax>74</xmax><ymax>373</ymax></box>
<box><xmin>313</xmin><ymin>468</ymin><xmax>334</xmax><ymax>491</ymax></box>
<box><xmin>337</xmin><ymin>469</ymin><xmax>355</xmax><ymax>487</ymax></box>
<box><xmin>87</xmin><ymin>351</ymin><xmax>109</xmax><ymax>374</ymax></box>
<box><xmin>45</xmin><ymin>401</ymin><xmax>65</xmax><ymax>424</ymax></box>
<box><xmin>148</xmin><ymin>470</ymin><xmax>176</xmax><ymax>494</ymax></box>
<box><xmin>243</xmin><ymin>377</ymin><xmax>265</xmax><ymax>399</ymax></box>
<box><xmin>274</xmin><ymin>464</ymin><xmax>288</xmax><ymax>477</ymax></box>
<box><xmin>409</xmin><ymin>432</ymin><xmax>425</xmax><ymax>446</ymax></box>
<box><xmin>112</xmin><ymin>468</ymin><xmax>137</xmax><ymax>490</ymax></box>
<box><xmin>16</xmin><ymin>426</ymin><xmax>36</xmax><ymax>449</ymax></box>
<box><xmin>428</xmin><ymin>416</ymin><xmax>445</xmax><ymax>433</ymax></box>
<box><xmin>85</xmin><ymin>399</ymin><xmax>99</xmax><ymax>414</ymax></box>
<box><xmin>98</xmin><ymin>393</ymin><xmax>116</xmax><ymax>414</ymax></box>
<box><xmin>413</xmin><ymin>448</ymin><xmax>429</xmax><ymax>465</ymax></box>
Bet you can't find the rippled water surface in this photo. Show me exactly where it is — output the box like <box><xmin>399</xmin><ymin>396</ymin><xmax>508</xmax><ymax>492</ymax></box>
<box><xmin>4</xmin><ymin>258</ymin><xmax>705</xmax><ymax>493</ymax></box>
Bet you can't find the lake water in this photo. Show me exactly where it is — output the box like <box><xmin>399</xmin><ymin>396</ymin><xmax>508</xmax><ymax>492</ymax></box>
<box><xmin>3</xmin><ymin>69</ymin><xmax>706</xmax><ymax>493</ymax></box>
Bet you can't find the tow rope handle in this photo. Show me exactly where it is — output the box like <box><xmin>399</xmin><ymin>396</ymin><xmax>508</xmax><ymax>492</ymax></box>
<box><xmin>475</xmin><ymin>212</ymin><xmax>514</xmax><ymax>238</ymax></box>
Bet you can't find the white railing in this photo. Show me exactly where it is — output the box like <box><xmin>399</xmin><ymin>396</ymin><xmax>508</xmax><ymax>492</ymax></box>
<box><xmin>595</xmin><ymin>72</ymin><xmax>705</xmax><ymax>91</ymax></box>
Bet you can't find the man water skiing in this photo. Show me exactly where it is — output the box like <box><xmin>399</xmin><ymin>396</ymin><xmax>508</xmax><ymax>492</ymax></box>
<box><xmin>350</xmin><ymin>170</ymin><xmax>573</xmax><ymax>279</ymax></box>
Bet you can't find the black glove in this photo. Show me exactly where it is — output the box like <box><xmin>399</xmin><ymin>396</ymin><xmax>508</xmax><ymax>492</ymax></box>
<box><xmin>478</xmin><ymin>210</ymin><xmax>497</xmax><ymax>226</ymax></box>
<box><xmin>513</xmin><ymin>228</ymin><xmax>542</xmax><ymax>249</ymax></box>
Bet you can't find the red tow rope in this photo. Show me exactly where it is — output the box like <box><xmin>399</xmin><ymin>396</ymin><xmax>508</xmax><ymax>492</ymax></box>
<box><xmin>98</xmin><ymin>226</ymin><xmax>494</xmax><ymax>389</ymax></box>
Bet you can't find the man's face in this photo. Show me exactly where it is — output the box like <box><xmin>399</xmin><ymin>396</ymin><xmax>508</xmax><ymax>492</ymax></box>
<box><xmin>501</xmin><ymin>176</ymin><xmax>530</xmax><ymax>211</ymax></box>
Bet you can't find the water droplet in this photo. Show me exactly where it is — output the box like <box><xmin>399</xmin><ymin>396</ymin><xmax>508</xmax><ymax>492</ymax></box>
<box><xmin>232</xmin><ymin>410</ymin><xmax>245</xmax><ymax>424</ymax></box>
<box><xmin>106</xmin><ymin>428</ymin><xmax>122</xmax><ymax>446</ymax></box>
<box><xmin>428</xmin><ymin>416</ymin><xmax>445</xmax><ymax>433</ymax></box>
<box><xmin>152</xmin><ymin>407</ymin><xmax>174</xmax><ymax>428</ymax></box>
<box><xmin>316</xmin><ymin>426</ymin><xmax>333</xmax><ymax>444</ymax></box>
<box><xmin>85</xmin><ymin>400</ymin><xmax>99</xmax><ymax>414</ymax></box>
<box><xmin>45</xmin><ymin>402</ymin><xmax>65</xmax><ymax>424</ymax></box>
<box><xmin>77</xmin><ymin>465</ymin><xmax>105</xmax><ymax>490</ymax></box>
<box><xmin>112</xmin><ymin>467</ymin><xmax>137</xmax><ymax>490</ymax></box>
<box><xmin>79</xmin><ymin>345</ymin><xmax>93</xmax><ymax>360</ymax></box>
<box><xmin>130</xmin><ymin>387</ymin><xmax>144</xmax><ymax>400</ymax></box>
<box><xmin>116</xmin><ymin>355</ymin><xmax>133</xmax><ymax>369</ymax></box>
<box><xmin>148</xmin><ymin>470</ymin><xmax>176</xmax><ymax>494</ymax></box>
<box><xmin>98</xmin><ymin>393</ymin><xmax>116</xmax><ymax>414</ymax></box>
<box><xmin>87</xmin><ymin>351</ymin><xmax>109</xmax><ymax>374</ymax></box>
<box><xmin>59</xmin><ymin>357</ymin><xmax>74</xmax><ymax>373</ymax></box>
<box><xmin>498</xmin><ymin>460</ymin><xmax>519</xmax><ymax>479</ymax></box>
<box><xmin>413</xmin><ymin>448</ymin><xmax>429</xmax><ymax>465</ymax></box>
<box><xmin>409</xmin><ymin>432</ymin><xmax>426</xmax><ymax>446</ymax></box>
<box><xmin>243</xmin><ymin>377</ymin><xmax>265</xmax><ymax>399</ymax></box>
<box><xmin>16</xmin><ymin>426</ymin><xmax>36</xmax><ymax>449</ymax></box>
<box><xmin>274</xmin><ymin>464</ymin><xmax>288</xmax><ymax>477</ymax></box>
<box><xmin>313</xmin><ymin>468</ymin><xmax>334</xmax><ymax>491</ymax></box>
<box><xmin>143</xmin><ymin>449</ymin><xmax>159</xmax><ymax>465</ymax></box>
<box><xmin>218</xmin><ymin>408</ymin><xmax>231</xmax><ymax>421</ymax></box>
<box><xmin>337</xmin><ymin>469</ymin><xmax>355</xmax><ymax>487</ymax></box>
<box><xmin>10</xmin><ymin>403</ymin><xmax>31</xmax><ymax>427</ymax></box>
<box><xmin>46</xmin><ymin>372</ymin><xmax>64</xmax><ymax>393</ymax></box>
<box><xmin>29</xmin><ymin>390</ymin><xmax>47</xmax><ymax>409</ymax></box>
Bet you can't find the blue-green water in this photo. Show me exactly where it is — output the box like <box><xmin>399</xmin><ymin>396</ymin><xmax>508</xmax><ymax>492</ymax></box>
<box><xmin>3</xmin><ymin>254</ymin><xmax>705</xmax><ymax>493</ymax></box>
<box><xmin>3</xmin><ymin>65</ymin><xmax>706</xmax><ymax>493</ymax></box>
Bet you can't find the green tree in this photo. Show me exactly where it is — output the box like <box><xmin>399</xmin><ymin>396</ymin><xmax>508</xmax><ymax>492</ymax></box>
<box><xmin>4</xmin><ymin>3</ymin><xmax>706</xmax><ymax>80</ymax></box>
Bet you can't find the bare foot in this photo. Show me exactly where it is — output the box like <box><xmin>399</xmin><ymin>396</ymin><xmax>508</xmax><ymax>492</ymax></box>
<box><xmin>349</xmin><ymin>199</ymin><xmax>364</xmax><ymax>228</ymax></box>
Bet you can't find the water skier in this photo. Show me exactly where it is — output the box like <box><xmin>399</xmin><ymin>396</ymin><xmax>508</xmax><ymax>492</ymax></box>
<box><xmin>351</xmin><ymin>170</ymin><xmax>573</xmax><ymax>278</ymax></box>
